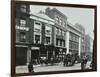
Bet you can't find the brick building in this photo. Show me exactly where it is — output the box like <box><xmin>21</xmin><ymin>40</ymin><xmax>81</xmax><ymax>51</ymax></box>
<box><xmin>15</xmin><ymin>4</ymin><xmax>30</xmax><ymax>66</ymax></box>
<box><xmin>29</xmin><ymin>11</ymin><xmax>55</xmax><ymax>64</ymax></box>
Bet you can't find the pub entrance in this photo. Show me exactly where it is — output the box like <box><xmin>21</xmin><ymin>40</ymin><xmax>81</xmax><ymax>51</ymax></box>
<box><xmin>31</xmin><ymin>47</ymin><xmax>40</xmax><ymax>65</ymax></box>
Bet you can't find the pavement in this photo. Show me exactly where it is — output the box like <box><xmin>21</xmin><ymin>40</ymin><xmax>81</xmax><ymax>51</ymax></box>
<box><xmin>16</xmin><ymin>61</ymin><xmax>91</xmax><ymax>74</ymax></box>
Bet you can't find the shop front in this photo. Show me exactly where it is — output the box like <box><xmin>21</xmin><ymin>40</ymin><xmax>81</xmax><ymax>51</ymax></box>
<box><xmin>55</xmin><ymin>47</ymin><xmax>66</xmax><ymax>62</ymax></box>
<box><xmin>16</xmin><ymin>45</ymin><xmax>28</xmax><ymax>66</ymax></box>
<box><xmin>31</xmin><ymin>46</ymin><xmax>40</xmax><ymax>64</ymax></box>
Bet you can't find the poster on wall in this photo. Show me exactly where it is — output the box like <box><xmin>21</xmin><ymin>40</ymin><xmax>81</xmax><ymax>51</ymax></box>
<box><xmin>11</xmin><ymin>0</ymin><xmax>97</xmax><ymax>77</ymax></box>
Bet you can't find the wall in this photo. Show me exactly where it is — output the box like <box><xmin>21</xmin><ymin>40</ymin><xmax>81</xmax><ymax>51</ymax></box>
<box><xmin>0</xmin><ymin>0</ymin><xmax>100</xmax><ymax>77</ymax></box>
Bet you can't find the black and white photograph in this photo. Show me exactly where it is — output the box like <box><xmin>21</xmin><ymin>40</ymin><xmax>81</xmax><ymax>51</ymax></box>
<box><xmin>11</xmin><ymin>1</ymin><xmax>97</xmax><ymax>76</ymax></box>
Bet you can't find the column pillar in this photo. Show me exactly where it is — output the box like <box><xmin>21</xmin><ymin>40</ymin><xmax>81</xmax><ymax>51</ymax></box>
<box><xmin>53</xmin><ymin>50</ymin><xmax>55</xmax><ymax>57</ymax></box>
<box><xmin>27</xmin><ymin>47</ymin><xmax>31</xmax><ymax>65</ymax></box>
<box><xmin>66</xmin><ymin>31</ymin><xmax>69</xmax><ymax>54</ymax></box>
<box><xmin>54</xmin><ymin>27</ymin><xmax>56</xmax><ymax>46</ymax></box>
<box><xmin>79</xmin><ymin>37</ymin><xmax>81</xmax><ymax>57</ymax></box>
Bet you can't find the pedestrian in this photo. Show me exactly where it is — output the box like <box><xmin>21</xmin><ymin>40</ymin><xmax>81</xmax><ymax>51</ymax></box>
<box><xmin>28</xmin><ymin>61</ymin><xmax>34</xmax><ymax>72</ymax></box>
<box><xmin>81</xmin><ymin>56</ymin><xmax>87</xmax><ymax>70</ymax></box>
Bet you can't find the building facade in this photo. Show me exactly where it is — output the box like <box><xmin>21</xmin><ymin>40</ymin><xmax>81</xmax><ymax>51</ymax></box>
<box><xmin>85</xmin><ymin>35</ymin><xmax>93</xmax><ymax>61</ymax></box>
<box><xmin>15</xmin><ymin>4</ymin><xmax>30</xmax><ymax>66</ymax></box>
<box><xmin>29</xmin><ymin>11</ymin><xmax>55</xmax><ymax>64</ymax></box>
<box><xmin>16</xmin><ymin>5</ymin><xmax>82</xmax><ymax>66</ymax></box>
<box><xmin>74</xmin><ymin>23</ymin><xmax>86</xmax><ymax>57</ymax></box>
<box><xmin>45</xmin><ymin>8</ymin><xmax>67</xmax><ymax>61</ymax></box>
<box><xmin>67</xmin><ymin>22</ymin><xmax>81</xmax><ymax>58</ymax></box>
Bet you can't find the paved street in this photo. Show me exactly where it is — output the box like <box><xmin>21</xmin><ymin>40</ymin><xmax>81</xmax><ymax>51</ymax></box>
<box><xmin>16</xmin><ymin>61</ymin><xmax>91</xmax><ymax>73</ymax></box>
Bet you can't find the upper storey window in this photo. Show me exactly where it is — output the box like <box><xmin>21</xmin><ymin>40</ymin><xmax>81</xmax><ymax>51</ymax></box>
<box><xmin>34</xmin><ymin>21</ymin><xmax>41</xmax><ymax>33</ymax></box>
<box><xmin>45</xmin><ymin>25</ymin><xmax>52</xmax><ymax>35</ymax></box>
<box><xmin>55</xmin><ymin>15</ymin><xmax>59</xmax><ymax>24</ymax></box>
<box><xmin>20</xmin><ymin>5</ymin><xmax>27</xmax><ymax>13</ymax></box>
<box><xmin>20</xmin><ymin>19</ymin><xmax>26</xmax><ymax>27</ymax></box>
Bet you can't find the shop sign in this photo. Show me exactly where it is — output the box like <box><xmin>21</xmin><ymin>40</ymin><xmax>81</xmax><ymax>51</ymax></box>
<box><xmin>16</xmin><ymin>26</ymin><xmax>29</xmax><ymax>31</ymax></box>
<box><xmin>31</xmin><ymin>47</ymin><xmax>40</xmax><ymax>50</ymax></box>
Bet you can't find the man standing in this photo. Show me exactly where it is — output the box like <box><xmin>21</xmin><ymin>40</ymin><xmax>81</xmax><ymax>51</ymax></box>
<box><xmin>81</xmin><ymin>56</ymin><xmax>88</xmax><ymax>70</ymax></box>
<box><xmin>28</xmin><ymin>61</ymin><xmax>34</xmax><ymax>72</ymax></box>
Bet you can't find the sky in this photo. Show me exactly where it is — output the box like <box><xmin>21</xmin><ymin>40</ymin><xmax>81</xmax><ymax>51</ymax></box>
<box><xmin>30</xmin><ymin>5</ymin><xmax>94</xmax><ymax>39</ymax></box>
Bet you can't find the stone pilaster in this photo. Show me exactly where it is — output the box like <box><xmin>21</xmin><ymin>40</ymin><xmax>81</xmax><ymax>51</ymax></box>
<box><xmin>66</xmin><ymin>31</ymin><xmax>69</xmax><ymax>54</ymax></box>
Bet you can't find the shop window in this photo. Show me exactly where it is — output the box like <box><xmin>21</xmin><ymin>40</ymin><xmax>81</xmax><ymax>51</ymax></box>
<box><xmin>20</xmin><ymin>19</ymin><xmax>26</xmax><ymax>27</ymax></box>
<box><xmin>20</xmin><ymin>32</ymin><xmax>26</xmax><ymax>42</ymax></box>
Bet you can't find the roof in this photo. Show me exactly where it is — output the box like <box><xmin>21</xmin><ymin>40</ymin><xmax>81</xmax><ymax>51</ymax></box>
<box><xmin>67</xmin><ymin>22</ymin><xmax>82</xmax><ymax>35</ymax></box>
<box><xmin>37</xmin><ymin>12</ymin><xmax>54</xmax><ymax>21</ymax></box>
<box><xmin>37</xmin><ymin>13</ymin><xmax>54</xmax><ymax>21</ymax></box>
<box><xmin>30</xmin><ymin>12</ymin><xmax>54</xmax><ymax>25</ymax></box>
<box><xmin>52</xmin><ymin>8</ymin><xmax>67</xmax><ymax>19</ymax></box>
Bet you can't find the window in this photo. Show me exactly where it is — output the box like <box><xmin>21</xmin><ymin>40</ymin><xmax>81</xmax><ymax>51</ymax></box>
<box><xmin>73</xmin><ymin>34</ymin><xmax>75</xmax><ymax>41</ymax></box>
<box><xmin>69</xmin><ymin>41</ymin><xmax>73</xmax><ymax>49</ymax></box>
<box><xmin>55</xmin><ymin>16</ymin><xmax>59</xmax><ymax>24</ymax></box>
<box><xmin>69</xmin><ymin>35</ymin><xmax>72</xmax><ymax>40</ymax></box>
<box><xmin>55</xmin><ymin>27</ymin><xmax>58</xmax><ymax>34</ymax></box>
<box><xmin>56</xmin><ymin>28</ymin><xmax>59</xmax><ymax>35</ymax></box>
<box><xmin>63</xmin><ymin>40</ymin><xmax>65</xmax><ymax>47</ymax></box>
<box><xmin>57</xmin><ymin>28</ymin><xmax>59</xmax><ymax>34</ymax></box>
<box><xmin>62</xmin><ymin>31</ymin><xmax>63</xmax><ymax>36</ymax></box>
<box><xmin>35</xmin><ymin>35</ymin><xmax>40</xmax><ymax>44</ymax></box>
<box><xmin>34</xmin><ymin>21</ymin><xmax>41</xmax><ymax>33</ymax></box>
<box><xmin>20</xmin><ymin>32</ymin><xmax>26</xmax><ymax>42</ymax></box>
<box><xmin>20</xmin><ymin>19</ymin><xmax>26</xmax><ymax>27</ymax></box>
<box><xmin>46</xmin><ymin>30</ymin><xmax>51</xmax><ymax>34</ymax></box>
<box><xmin>45</xmin><ymin>26</ymin><xmax>51</xmax><ymax>35</ymax></box>
<box><xmin>59</xmin><ymin>19</ymin><xmax>62</xmax><ymax>25</ymax></box>
<box><xmin>20</xmin><ymin>5</ymin><xmax>26</xmax><ymax>12</ymax></box>
<box><xmin>46</xmin><ymin>37</ymin><xmax>50</xmax><ymax>44</ymax></box>
<box><xmin>62</xmin><ymin>31</ymin><xmax>65</xmax><ymax>36</ymax></box>
<box><xmin>61</xmin><ymin>20</ymin><xmax>63</xmax><ymax>26</ymax></box>
<box><xmin>59</xmin><ymin>29</ymin><xmax>61</xmax><ymax>35</ymax></box>
<box><xmin>63</xmin><ymin>21</ymin><xmax>66</xmax><ymax>27</ymax></box>
<box><xmin>56</xmin><ymin>39</ymin><xmax>58</xmax><ymax>46</ymax></box>
<box><xmin>60</xmin><ymin>40</ymin><xmax>62</xmax><ymax>46</ymax></box>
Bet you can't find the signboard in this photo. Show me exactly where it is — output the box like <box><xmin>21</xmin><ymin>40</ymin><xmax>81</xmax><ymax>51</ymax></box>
<box><xmin>31</xmin><ymin>47</ymin><xmax>40</xmax><ymax>50</ymax></box>
<box><xmin>16</xmin><ymin>25</ymin><xmax>29</xmax><ymax>31</ymax></box>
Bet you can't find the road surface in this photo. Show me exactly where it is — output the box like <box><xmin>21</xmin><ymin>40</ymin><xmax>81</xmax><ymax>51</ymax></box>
<box><xmin>16</xmin><ymin>61</ymin><xmax>91</xmax><ymax>73</ymax></box>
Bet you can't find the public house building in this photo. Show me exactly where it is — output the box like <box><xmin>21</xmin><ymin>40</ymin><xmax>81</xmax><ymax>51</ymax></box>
<box><xmin>15</xmin><ymin>5</ymin><xmax>83</xmax><ymax>66</ymax></box>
